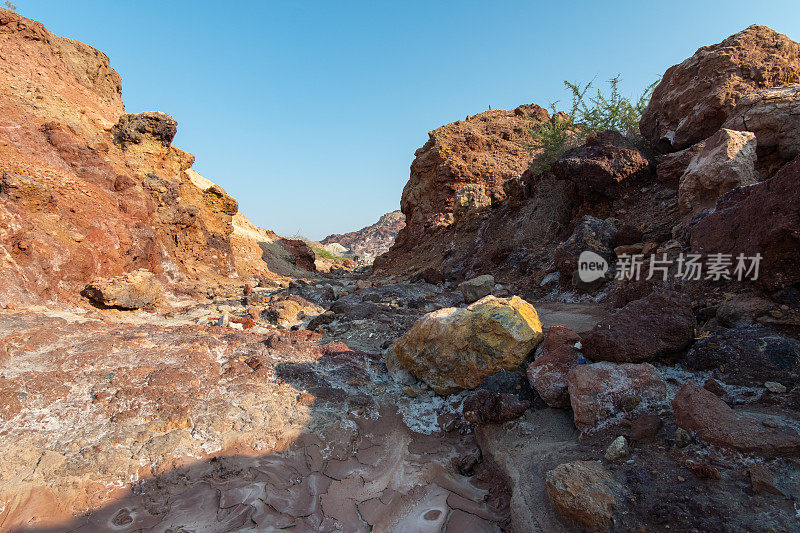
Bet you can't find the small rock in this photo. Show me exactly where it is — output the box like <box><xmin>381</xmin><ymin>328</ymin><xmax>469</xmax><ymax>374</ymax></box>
<box><xmin>765</xmin><ymin>381</ymin><xmax>787</xmax><ymax>393</ymax></box>
<box><xmin>674</xmin><ymin>428</ymin><xmax>692</xmax><ymax>448</ymax></box>
<box><xmin>749</xmin><ymin>464</ymin><xmax>784</xmax><ymax>495</ymax></box>
<box><xmin>604</xmin><ymin>436</ymin><xmax>630</xmax><ymax>461</ymax></box>
<box><xmin>546</xmin><ymin>461</ymin><xmax>622</xmax><ymax>532</ymax></box>
<box><xmin>462</xmin><ymin>389</ymin><xmax>530</xmax><ymax>425</ymax></box>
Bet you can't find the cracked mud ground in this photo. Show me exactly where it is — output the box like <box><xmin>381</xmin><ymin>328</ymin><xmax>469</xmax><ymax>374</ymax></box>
<box><xmin>0</xmin><ymin>280</ymin><xmax>521</xmax><ymax>532</ymax></box>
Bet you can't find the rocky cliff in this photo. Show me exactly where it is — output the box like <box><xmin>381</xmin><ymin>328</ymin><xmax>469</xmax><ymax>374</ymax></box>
<box><xmin>0</xmin><ymin>10</ymin><xmax>310</xmax><ymax>306</ymax></box>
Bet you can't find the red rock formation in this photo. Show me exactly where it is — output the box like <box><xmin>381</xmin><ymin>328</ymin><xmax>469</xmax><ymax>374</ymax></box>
<box><xmin>640</xmin><ymin>24</ymin><xmax>800</xmax><ymax>151</ymax></box>
<box><xmin>0</xmin><ymin>10</ymin><xmax>302</xmax><ymax>304</ymax></box>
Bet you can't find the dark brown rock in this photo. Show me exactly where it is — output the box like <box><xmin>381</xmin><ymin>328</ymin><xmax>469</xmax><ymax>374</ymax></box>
<box><xmin>630</xmin><ymin>414</ymin><xmax>663</xmax><ymax>441</ymax></box>
<box><xmin>683</xmin><ymin>325</ymin><xmax>800</xmax><ymax>387</ymax></box>
<box><xmin>462</xmin><ymin>389</ymin><xmax>530</xmax><ymax>425</ymax></box>
<box><xmin>582</xmin><ymin>291</ymin><xmax>696</xmax><ymax>363</ymax></box>
<box><xmin>553</xmin><ymin>216</ymin><xmax>617</xmax><ymax>280</ymax></box>
<box><xmin>551</xmin><ymin>130</ymin><xmax>651</xmax><ymax>198</ymax></box>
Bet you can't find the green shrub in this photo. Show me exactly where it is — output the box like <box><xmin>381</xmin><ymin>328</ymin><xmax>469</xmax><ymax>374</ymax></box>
<box><xmin>526</xmin><ymin>75</ymin><xmax>658</xmax><ymax>175</ymax></box>
<box><xmin>313</xmin><ymin>246</ymin><xmax>346</xmax><ymax>262</ymax></box>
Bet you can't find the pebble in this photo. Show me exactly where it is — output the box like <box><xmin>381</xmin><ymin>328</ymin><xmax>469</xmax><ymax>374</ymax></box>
<box><xmin>604</xmin><ymin>436</ymin><xmax>630</xmax><ymax>461</ymax></box>
<box><xmin>765</xmin><ymin>381</ymin><xmax>787</xmax><ymax>393</ymax></box>
<box><xmin>674</xmin><ymin>428</ymin><xmax>692</xmax><ymax>448</ymax></box>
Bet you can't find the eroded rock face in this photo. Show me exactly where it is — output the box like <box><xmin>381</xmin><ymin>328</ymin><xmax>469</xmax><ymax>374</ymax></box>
<box><xmin>546</xmin><ymin>461</ymin><xmax>622</xmax><ymax>532</ymax></box>
<box><xmin>81</xmin><ymin>269</ymin><xmax>161</xmax><ymax>309</ymax></box>
<box><xmin>690</xmin><ymin>156</ymin><xmax>800</xmax><ymax>291</ymax></box>
<box><xmin>553</xmin><ymin>216</ymin><xmax>617</xmax><ymax>280</ymax></box>
<box><xmin>722</xmin><ymin>84</ymin><xmax>800</xmax><ymax>175</ymax></box>
<box><xmin>567</xmin><ymin>362</ymin><xmax>667</xmax><ymax>431</ymax></box>
<box><xmin>552</xmin><ymin>130</ymin><xmax>651</xmax><ymax>198</ymax></box>
<box><xmin>392</xmin><ymin>295</ymin><xmax>544</xmax><ymax>395</ymax></box>
<box><xmin>677</xmin><ymin>128</ymin><xmax>758</xmax><ymax>216</ymax></box>
<box><xmin>641</xmin><ymin>24</ymin><xmax>800</xmax><ymax>151</ymax></box>
<box><xmin>278</xmin><ymin>238</ymin><xmax>317</xmax><ymax>272</ymax></box>
<box><xmin>672</xmin><ymin>382</ymin><xmax>800</xmax><ymax>457</ymax></box>
<box><xmin>683</xmin><ymin>325</ymin><xmax>800</xmax><ymax>387</ymax></box>
<box><xmin>582</xmin><ymin>291</ymin><xmax>695</xmax><ymax>363</ymax></box>
<box><xmin>526</xmin><ymin>326</ymin><xmax>582</xmax><ymax>408</ymax></box>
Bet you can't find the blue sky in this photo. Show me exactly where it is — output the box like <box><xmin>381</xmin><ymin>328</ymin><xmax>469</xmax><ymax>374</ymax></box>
<box><xmin>16</xmin><ymin>1</ymin><xmax>800</xmax><ymax>239</ymax></box>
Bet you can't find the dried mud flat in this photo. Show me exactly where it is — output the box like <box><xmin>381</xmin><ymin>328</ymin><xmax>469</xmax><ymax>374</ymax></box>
<box><xmin>0</xmin><ymin>288</ymin><xmax>513</xmax><ymax>532</ymax></box>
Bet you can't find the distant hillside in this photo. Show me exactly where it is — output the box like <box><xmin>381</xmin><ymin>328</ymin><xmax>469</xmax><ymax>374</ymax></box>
<box><xmin>321</xmin><ymin>210</ymin><xmax>405</xmax><ymax>263</ymax></box>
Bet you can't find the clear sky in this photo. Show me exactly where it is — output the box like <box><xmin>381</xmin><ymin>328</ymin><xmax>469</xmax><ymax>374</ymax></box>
<box><xmin>15</xmin><ymin>1</ymin><xmax>800</xmax><ymax>240</ymax></box>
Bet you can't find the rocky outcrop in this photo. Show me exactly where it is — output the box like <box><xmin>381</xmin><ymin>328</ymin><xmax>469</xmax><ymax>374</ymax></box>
<box><xmin>690</xmin><ymin>155</ymin><xmax>800</xmax><ymax>291</ymax></box>
<box><xmin>641</xmin><ymin>24</ymin><xmax>800</xmax><ymax>151</ymax></box>
<box><xmin>321</xmin><ymin>210</ymin><xmax>405</xmax><ymax>263</ymax></box>
<box><xmin>391</xmin><ymin>295</ymin><xmax>544</xmax><ymax>394</ymax></box>
<box><xmin>582</xmin><ymin>291</ymin><xmax>695</xmax><ymax>363</ymax></box>
<box><xmin>399</xmin><ymin>106</ymin><xmax>547</xmax><ymax>240</ymax></box>
<box><xmin>81</xmin><ymin>269</ymin><xmax>161</xmax><ymax>309</ymax></box>
<box><xmin>552</xmin><ymin>130</ymin><xmax>651</xmax><ymax>198</ymax></box>
<box><xmin>722</xmin><ymin>84</ymin><xmax>800</xmax><ymax>175</ymax></box>
<box><xmin>546</xmin><ymin>461</ymin><xmax>622</xmax><ymax>532</ymax></box>
<box><xmin>375</xmin><ymin>106</ymin><xmax>553</xmax><ymax>278</ymax></box>
<box><xmin>677</xmin><ymin>128</ymin><xmax>758</xmax><ymax>216</ymax></box>
<box><xmin>567</xmin><ymin>362</ymin><xmax>667</xmax><ymax>431</ymax></box>
<box><xmin>672</xmin><ymin>382</ymin><xmax>800</xmax><ymax>456</ymax></box>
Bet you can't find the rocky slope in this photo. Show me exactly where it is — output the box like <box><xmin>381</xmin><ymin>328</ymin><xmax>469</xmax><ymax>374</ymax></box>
<box><xmin>321</xmin><ymin>210</ymin><xmax>405</xmax><ymax>263</ymax></box>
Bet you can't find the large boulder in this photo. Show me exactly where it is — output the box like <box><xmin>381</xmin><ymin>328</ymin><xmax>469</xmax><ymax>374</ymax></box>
<box><xmin>458</xmin><ymin>274</ymin><xmax>494</xmax><ymax>304</ymax></box>
<box><xmin>677</xmin><ymin>128</ymin><xmax>758</xmax><ymax>216</ymax></box>
<box><xmin>81</xmin><ymin>269</ymin><xmax>161</xmax><ymax>309</ymax></box>
<box><xmin>582</xmin><ymin>291</ymin><xmax>695</xmax><ymax>363</ymax></box>
<box><xmin>722</xmin><ymin>85</ymin><xmax>800</xmax><ymax>174</ymax></box>
<box><xmin>391</xmin><ymin>295</ymin><xmax>544</xmax><ymax>395</ymax></box>
<box><xmin>551</xmin><ymin>130</ymin><xmax>651</xmax><ymax>198</ymax></box>
<box><xmin>553</xmin><ymin>216</ymin><xmax>617</xmax><ymax>281</ymax></box>
<box><xmin>545</xmin><ymin>461</ymin><xmax>622</xmax><ymax>532</ymax></box>
<box><xmin>672</xmin><ymin>382</ymin><xmax>800</xmax><ymax>457</ymax></box>
<box><xmin>567</xmin><ymin>362</ymin><xmax>667</xmax><ymax>431</ymax></box>
<box><xmin>526</xmin><ymin>326</ymin><xmax>582</xmax><ymax>408</ymax></box>
<box><xmin>640</xmin><ymin>25</ymin><xmax>800</xmax><ymax>151</ymax></box>
<box><xmin>690</xmin><ymin>156</ymin><xmax>800</xmax><ymax>291</ymax></box>
<box><xmin>683</xmin><ymin>325</ymin><xmax>800</xmax><ymax>387</ymax></box>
